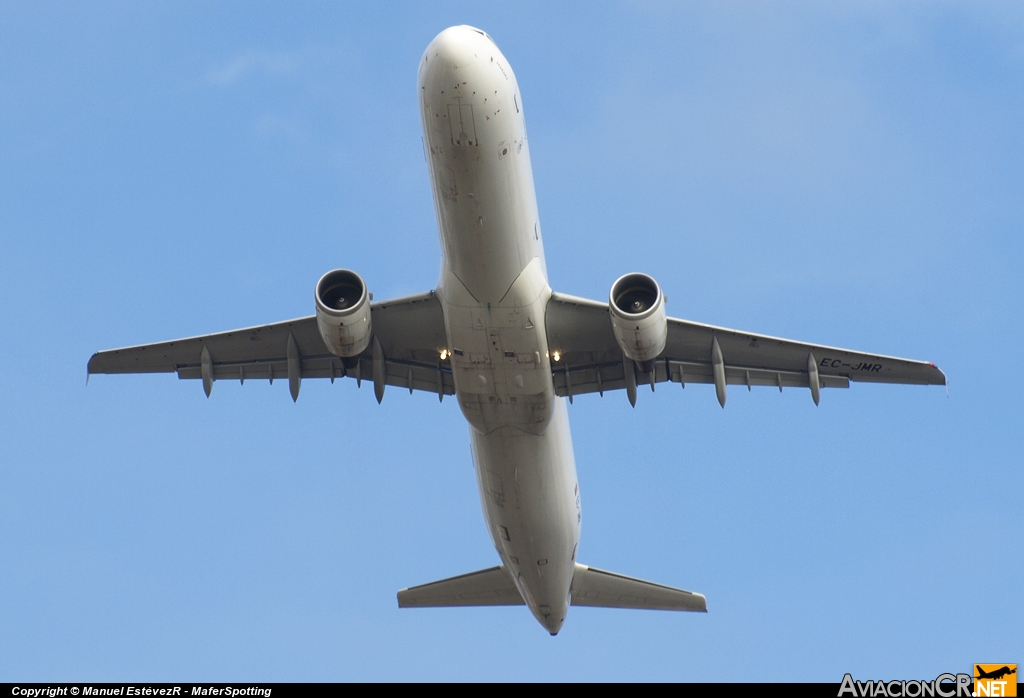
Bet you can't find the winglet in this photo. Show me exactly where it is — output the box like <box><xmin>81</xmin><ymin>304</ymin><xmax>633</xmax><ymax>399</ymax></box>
<box><xmin>86</xmin><ymin>353</ymin><xmax>100</xmax><ymax>380</ymax></box>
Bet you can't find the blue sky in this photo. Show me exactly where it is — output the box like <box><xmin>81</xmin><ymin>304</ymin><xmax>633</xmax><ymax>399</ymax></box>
<box><xmin>1</xmin><ymin>1</ymin><xmax>1021</xmax><ymax>681</ymax></box>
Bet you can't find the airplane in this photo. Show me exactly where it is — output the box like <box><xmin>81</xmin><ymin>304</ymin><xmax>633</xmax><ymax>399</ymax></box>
<box><xmin>976</xmin><ymin>666</ymin><xmax>1017</xmax><ymax>681</ymax></box>
<box><xmin>87</xmin><ymin>25</ymin><xmax>946</xmax><ymax>635</ymax></box>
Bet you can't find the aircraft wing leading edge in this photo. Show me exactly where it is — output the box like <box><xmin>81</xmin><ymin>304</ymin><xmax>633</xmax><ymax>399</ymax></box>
<box><xmin>87</xmin><ymin>291</ymin><xmax>455</xmax><ymax>398</ymax></box>
<box><xmin>545</xmin><ymin>292</ymin><xmax>946</xmax><ymax>400</ymax></box>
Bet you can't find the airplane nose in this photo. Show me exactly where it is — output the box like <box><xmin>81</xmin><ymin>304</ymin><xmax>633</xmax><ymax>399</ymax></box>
<box><xmin>424</xmin><ymin>25</ymin><xmax>492</xmax><ymax>68</ymax></box>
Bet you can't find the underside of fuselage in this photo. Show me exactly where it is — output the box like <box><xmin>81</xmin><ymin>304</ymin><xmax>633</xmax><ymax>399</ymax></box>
<box><xmin>418</xmin><ymin>25</ymin><xmax>580</xmax><ymax>633</ymax></box>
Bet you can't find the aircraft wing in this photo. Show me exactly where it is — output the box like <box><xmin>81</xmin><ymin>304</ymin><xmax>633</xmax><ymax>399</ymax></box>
<box><xmin>545</xmin><ymin>292</ymin><xmax>945</xmax><ymax>403</ymax></box>
<box><xmin>87</xmin><ymin>291</ymin><xmax>455</xmax><ymax>400</ymax></box>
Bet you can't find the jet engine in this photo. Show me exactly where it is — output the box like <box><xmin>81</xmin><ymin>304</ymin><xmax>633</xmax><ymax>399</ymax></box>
<box><xmin>609</xmin><ymin>272</ymin><xmax>667</xmax><ymax>363</ymax></box>
<box><xmin>315</xmin><ymin>269</ymin><xmax>372</xmax><ymax>357</ymax></box>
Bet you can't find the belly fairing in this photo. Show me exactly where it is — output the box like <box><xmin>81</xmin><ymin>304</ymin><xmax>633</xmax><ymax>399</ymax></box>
<box><xmin>419</xmin><ymin>26</ymin><xmax>554</xmax><ymax>436</ymax></box>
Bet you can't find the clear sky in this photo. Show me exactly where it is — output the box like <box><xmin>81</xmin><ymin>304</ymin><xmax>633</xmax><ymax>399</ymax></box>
<box><xmin>1</xmin><ymin>1</ymin><xmax>1021</xmax><ymax>682</ymax></box>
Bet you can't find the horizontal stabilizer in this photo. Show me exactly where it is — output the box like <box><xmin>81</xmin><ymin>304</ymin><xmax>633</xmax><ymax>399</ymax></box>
<box><xmin>571</xmin><ymin>563</ymin><xmax>707</xmax><ymax>612</ymax></box>
<box><xmin>397</xmin><ymin>565</ymin><xmax>524</xmax><ymax>608</ymax></box>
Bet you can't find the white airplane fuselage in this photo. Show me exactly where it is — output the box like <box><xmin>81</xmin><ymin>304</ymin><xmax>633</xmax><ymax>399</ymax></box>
<box><xmin>419</xmin><ymin>26</ymin><xmax>579</xmax><ymax>634</ymax></box>
<box><xmin>87</xmin><ymin>21</ymin><xmax>944</xmax><ymax>639</ymax></box>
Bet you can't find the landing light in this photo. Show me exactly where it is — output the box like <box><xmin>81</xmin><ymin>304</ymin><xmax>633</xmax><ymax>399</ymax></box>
<box><xmin>440</xmin><ymin>349</ymin><xmax>449</xmax><ymax>361</ymax></box>
<box><xmin>552</xmin><ymin>351</ymin><xmax>561</xmax><ymax>362</ymax></box>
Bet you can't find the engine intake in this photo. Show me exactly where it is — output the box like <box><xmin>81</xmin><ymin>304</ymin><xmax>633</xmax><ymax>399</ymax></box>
<box><xmin>315</xmin><ymin>269</ymin><xmax>372</xmax><ymax>357</ymax></box>
<box><xmin>609</xmin><ymin>272</ymin><xmax>667</xmax><ymax>363</ymax></box>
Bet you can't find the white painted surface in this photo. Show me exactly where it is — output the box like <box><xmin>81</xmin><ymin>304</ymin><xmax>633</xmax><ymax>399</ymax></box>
<box><xmin>419</xmin><ymin>26</ymin><xmax>578</xmax><ymax>634</ymax></box>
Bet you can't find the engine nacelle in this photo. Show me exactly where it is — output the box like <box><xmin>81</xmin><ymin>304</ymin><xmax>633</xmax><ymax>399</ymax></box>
<box><xmin>609</xmin><ymin>272</ymin><xmax>667</xmax><ymax>363</ymax></box>
<box><xmin>315</xmin><ymin>269</ymin><xmax>372</xmax><ymax>357</ymax></box>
